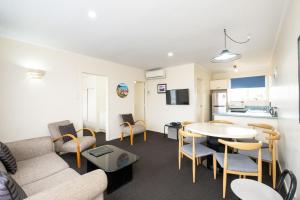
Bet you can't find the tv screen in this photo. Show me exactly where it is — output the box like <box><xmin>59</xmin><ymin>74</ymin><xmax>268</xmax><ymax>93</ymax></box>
<box><xmin>166</xmin><ymin>89</ymin><xmax>189</xmax><ymax>105</ymax></box>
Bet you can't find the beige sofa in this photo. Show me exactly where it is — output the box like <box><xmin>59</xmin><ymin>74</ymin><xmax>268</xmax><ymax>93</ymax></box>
<box><xmin>0</xmin><ymin>136</ymin><xmax>107</xmax><ymax>200</ymax></box>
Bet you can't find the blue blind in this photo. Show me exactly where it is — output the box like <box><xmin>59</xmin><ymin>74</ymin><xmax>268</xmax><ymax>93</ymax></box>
<box><xmin>231</xmin><ymin>76</ymin><xmax>265</xmax><ymax>89</ymax></box>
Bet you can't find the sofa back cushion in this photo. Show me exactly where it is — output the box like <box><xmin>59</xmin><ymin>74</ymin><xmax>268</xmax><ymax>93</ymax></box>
<box><xmin>0</xmin><ymin>142</ymin><xmax>17</xmax><ymax>174</ymax></box>
<box><xmin>58</xmin><ymin>123</ymin><xmax>78</xmax><ymax>143</ymax></box>
<box><xmin>0</xmin><ymin>171</ymin><xmax>27</xmax><ymax>200</ymax></box>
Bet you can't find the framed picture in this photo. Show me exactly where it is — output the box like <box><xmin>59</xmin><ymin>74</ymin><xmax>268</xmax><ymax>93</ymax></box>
<box><xmin>157</xmin><ymin>84</ymin><xmax>167</xmax><ymax>93</ymax></box>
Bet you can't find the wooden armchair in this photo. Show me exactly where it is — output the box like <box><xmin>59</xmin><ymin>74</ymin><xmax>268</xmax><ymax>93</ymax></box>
<box><xmin>120</xmin><ymin>114</ymin><xmax>147</xmax><ymax>145</ymax></box>
<box><xmin>48</xmin><ymin>120</ymin><xmax>96</xmax><ymax>168</ymax></box>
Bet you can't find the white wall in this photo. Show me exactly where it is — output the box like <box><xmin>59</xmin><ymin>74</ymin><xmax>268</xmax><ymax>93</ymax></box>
<box><xmin>270</xmin><ymin>0</ymin><xmax>300</xmax><ymax>197</ymax></box>
<box><xmin>134</xmin><ymin>82</ymin><xmax>145</xmax><ymax>121</ymax></box>
<box><xmin>212</xmin><ymin>69</ymin><xmax>270</xmax><ymax>80</ymax></box>
<box><xmin>0</xmin><ymin>37</ymin><xmax>144</xmax><ymax>142</ymax></box>
<box><xmin>145</xmin><ymin>63</ymin><xmax>197</xmax><ymax>132</ymax></box>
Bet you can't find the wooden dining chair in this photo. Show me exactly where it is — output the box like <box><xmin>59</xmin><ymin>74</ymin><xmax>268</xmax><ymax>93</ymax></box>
<box><xmin>181</xmin><ymin>121</ymin><xmax>207</xmax><ymax>144</ymax></box>
<box><xmin>216</xmin><ymin>139</ymin><xmax>262</xmax><ymax>198</ymax></box>
<box><xmin>238</xmin><ymin>123</ymin><xmax>275</xmax><ymax>148</ymax></box>
<box><xmin>239</xmin><ymin>130</ymin><xmax>280</xmax><ymax>188</ymax></box>
<box><xmin>178</xmin><ymin>129</ymin><xmax>216</xmax><ymax>183</ymax></box>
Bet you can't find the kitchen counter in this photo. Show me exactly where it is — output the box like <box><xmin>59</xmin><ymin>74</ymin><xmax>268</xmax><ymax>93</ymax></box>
<box><xmin>213</xmin><ymin>111</ymin><xmax>278</xmax><ymax>119</ymax></box>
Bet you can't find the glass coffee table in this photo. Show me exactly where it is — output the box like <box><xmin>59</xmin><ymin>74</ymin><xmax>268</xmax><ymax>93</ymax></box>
<box><xmin>82</xmin><ymin>145</ymin><xmax>139</xmax><ymax>193</ymax></box>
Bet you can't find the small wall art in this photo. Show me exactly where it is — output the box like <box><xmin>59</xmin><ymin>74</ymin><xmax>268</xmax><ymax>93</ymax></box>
<box><xmin>116</xmin><ymin>83</ymin><xmax>129</xmax><ymax>98</ymax></box>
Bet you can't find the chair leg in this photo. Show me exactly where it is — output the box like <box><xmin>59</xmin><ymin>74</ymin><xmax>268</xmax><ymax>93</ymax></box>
<box><xmin>213</xmin><ymin>155</ymin><xmax>216</xmax><ymax>180</ymax></box>
<box><xmin>92</xmin><ymin>144</ymin><xmax>96</xmax><ymax>148</ymax></box>
<box><xmin>120</xmin><ymin>132</ymin><xmax>124</xmax><ymax>141</ymax></box>
<box><xmin>144</xmin><ymin>131</ymin><xmax>147</xmax><ymax>142</ymax></box>
<box><xmin>223</xmin><ymin>171</ymin><xmax>227</xmax><ymax>199</ymax></box>
<box><xmin>269</xmin><ymin>163</ymin><xmax>272</xmax><ymax>176</ymax></box>
<box><xmin>196</xmin><ymin>157</ymin><xmax>199</xmax><ymax>166</ymax></box>
<box><xmin>76</xmin><ymin>150</ymin><xmax>81</xmax><ymax>168</ymax></box>
<box><xmin>130</xmin><ymin>131</ymin><xmax>133</xmax><ymax>146</ymax></box>
<box><xmin>178</xmin><ymin>151</ymin><xmax>181</xmax><ymax>170</ymax></box>
<box><xmin>272</xmin><ymin>161</ymin><xmax>276</xmax><ymax>188</ymax></box>
<box><xmin>192</xmin><ymin>158</ymin><xmax>196</xmax><ymax>183</ymax></box>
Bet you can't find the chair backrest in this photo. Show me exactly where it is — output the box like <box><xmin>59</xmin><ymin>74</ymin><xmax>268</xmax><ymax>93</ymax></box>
<box><xmin>248</xmin><ymin>123</ymin><xmax>275</xmax><ymax>131</ymax></box>
<box><xmin>209</xmin><ymin>120</ymin><xmax>234</xmax><ymax>124</ymax></box>
<box><xmin>218</xmin><ymin>139</ymin><xmax>262</xmax><ymax>180</ymax></box>
<box><xmin>263</xmin><ymin>130</ymin><xmax>280</xmax><ymax>152</ymax></box>
<box><xmin>181</xmin><ymin>121</ymin><xmax>193</xmax><ymax>131</ymax></box>
<box><xmin>276</xmin><ymin>169</ymin><xmax>297</xmax><ymax>200</ymax></box>
<box><xmin>48</xmin><ymin>120</ymin><xmax>71</xmax><ymax>150</ymax></box>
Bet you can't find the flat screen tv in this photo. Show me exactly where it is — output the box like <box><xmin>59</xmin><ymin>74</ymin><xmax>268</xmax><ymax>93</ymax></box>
<box><xmin>166</xmin><ymin>89</ymin><xmax>189</xmax><ymax>105</ymax></box>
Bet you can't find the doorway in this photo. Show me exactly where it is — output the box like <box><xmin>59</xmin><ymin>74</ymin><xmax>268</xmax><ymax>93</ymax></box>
<box><xmin>196</xmin><ymin>78</ymin><xmax>210</xmax><ymax>122</ymax></box>
<box><xmin>82</xmin><ymin>73</ymin><xmax>108</xmax><ymax>140</ymax></box>
<box><xmin>134</xmin><ymin>81</ymin><xmax>145</xmax><ymax>121</ymax></box>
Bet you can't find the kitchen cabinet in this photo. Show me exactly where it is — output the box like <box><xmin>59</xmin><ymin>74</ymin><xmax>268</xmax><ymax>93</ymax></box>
<box><xmin>210</xmin><ymin>79</ymin><xmax>228</xmax><ymax>90</ymax></box>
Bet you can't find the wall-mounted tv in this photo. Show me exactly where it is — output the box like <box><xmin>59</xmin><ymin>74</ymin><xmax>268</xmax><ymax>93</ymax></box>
<box><xmin>166</xmin><ymin>89</ymin><xmax>189</xmax><ymax>105</ymax></box>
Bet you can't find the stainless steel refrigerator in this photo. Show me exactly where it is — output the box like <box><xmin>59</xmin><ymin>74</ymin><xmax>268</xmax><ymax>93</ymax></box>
<box><xmin>211</xmin><ymin>90</ymin><xmax>227</xmax><ymax>114</ymax></box>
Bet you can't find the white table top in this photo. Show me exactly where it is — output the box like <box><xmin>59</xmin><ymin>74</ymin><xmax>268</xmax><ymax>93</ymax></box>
<box><xmin>185</xmin><ymin>122</ymin><xmax>257</xmax><ymax>139</ymax></box>
<box><xmin>231</xmin><ymin>179</ymin><xmax>283</xmax><ymax>200</ymax></box>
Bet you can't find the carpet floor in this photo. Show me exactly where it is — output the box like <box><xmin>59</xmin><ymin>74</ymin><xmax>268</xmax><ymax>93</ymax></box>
<box><xmin>61</xmin><ymin>131</ymin><xmax>276</xmax><ymax>200</ymax></box>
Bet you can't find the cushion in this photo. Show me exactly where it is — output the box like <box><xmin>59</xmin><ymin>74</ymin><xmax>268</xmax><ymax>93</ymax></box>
<box><xmin>121</xmin><ymin>114</ymin><xmax>135</xmax><ymax>126</ymax></box>
<box><xmin>60</xmin><ymin>136</ymin><xmax>96</xmax><ymax>153</ymax></box>
<box><xmin>0</xmin><ymin>142</ymin><xmax>17</xmax><ymax>174</ymax></box>
<box><xmin>0</xmin><ymin>162</ymin><xmax>7</xmax><ymax>173</ymax></box>
<box><xmin>22</xmin><ymin>168</ymin><xmax>79</xmax><ymax>196</ymax></box>
<box><xmin>216</xmin><ymin>153</ymin><xmax>258</xmax><ymax>173</ymax></box>
<box><xmin>123</xmin><ymin>124</ymin><xmax>145</xmax><ymax>135</ymax></box>
<box><xmin>59</xmin><ymin>123</ymin><xmax>78</xmax><ymax>143</ymax></box>
<box><xmin>238</xmin><ymin>148</ymin><xmax>272</xmax><ymax>162</ymax></box>
<box><xmin>182</xmin><ymin>143</ymin><xmax>215</xmax><ymax>157</ymax></box>
<box><xmin>0</xmin><ymin>171</ymin><xmax>27</xmax><ymax>200</ymax></box>
<box><xmin>12</xmin><ymin>153</ymin><xmax>68</xmax><ymax>186</ymax></box>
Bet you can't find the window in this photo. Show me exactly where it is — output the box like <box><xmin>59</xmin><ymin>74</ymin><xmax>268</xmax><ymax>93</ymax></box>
<box><xmin>229</xmin><ymin>76</ymin><xmax>268</xmax><ymax>102</ymax></box>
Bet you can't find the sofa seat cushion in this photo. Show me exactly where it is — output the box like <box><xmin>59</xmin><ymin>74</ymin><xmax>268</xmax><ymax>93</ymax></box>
<box><xmin>11</xmin><ymin>153</ymin><xmax>68</xmax><ymax>186</ymax></box>
<box><xmin>22</xmin><ymin>168</ymin><xmax>79</xmax><ymax>196</ymax></box>
<box><xmin>60</xmin><ymin>136</ymin><xmax>96</xmax><ymax>153</ymax></box>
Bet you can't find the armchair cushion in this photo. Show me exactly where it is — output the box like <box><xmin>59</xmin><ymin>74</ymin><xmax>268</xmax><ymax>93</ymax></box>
<box><xmin>123</xmin><ymin>124</ymin><xmax>145</xmax><ymax>135</ymax></box>
<box><xmin>0</xmin><ymin>142</ymin><xmax>17</xmax><ymax>174</ymax></box>
<box><xmin>121</xmin><ymin>114</ymin><xmax>135</xmax><ymax>126</ymax></box>
<box><xmin>58</xmin><ymin>123</ymin><xmax>78</xmax><ymax>143</ymax></box>
<box><xmin>0</xmin><ymin>171</ymin><xmax>27</xmax><ymax>200</ymax></box>
<box><xmin>60</xmin><ymin>137</ymin><xmax>96</xmax><ymax>153</ymax></box>
<box><xmin>48</xmin><ymin>120</ymin><xmax>71</xmax><ymax>152</ymax></box>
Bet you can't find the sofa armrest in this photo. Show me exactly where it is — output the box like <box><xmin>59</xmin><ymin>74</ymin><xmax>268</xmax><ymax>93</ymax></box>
<box><xmin>6</xmin><ymin>136</ymin><xmax>54</xmax><ymax>162</ymax></box>
<box><xmin>25</xmin><ymin>169</ymin><xmax>107</xmax><ymax>200</ymax></box>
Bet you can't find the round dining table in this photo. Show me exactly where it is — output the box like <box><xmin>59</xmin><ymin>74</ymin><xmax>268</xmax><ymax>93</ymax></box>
<box><xmin>231</xmin><ymin>179</ymin><xmax>283</xmax><ymax>200</ymax></box>
<box><xmin>185</xmin><ymin>122</ymin><xmax>257</xmax><ymax>139</ymax></box>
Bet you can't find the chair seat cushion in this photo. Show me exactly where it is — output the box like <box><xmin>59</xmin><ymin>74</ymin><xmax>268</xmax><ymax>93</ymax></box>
<box><xmin>22</xmin><ymin>168</ymin><xmax>79</xmax><ymax>196</ymax></box>
<box><xmin>216</xmin><ymin>153</ymin><xmax>258</xmax><ymax>173</ymax></box>
<box><xmin>237</xmin><ymin>138</ymin><xmax>269</xmax><ymax>148</ymax></box>
<box><xmin>61</xmin><ymin>136</ymin><xmax>96</xmax><ymax>153</ymax></box>
<box><xmin>182</xmin><ymin>143</ymin><xmax>215</xmax><ymax>158</ymax></box>
<box><xmin>238</xmin><ymin>148</ymin><xmax>272</xmax><ymax>162</ymax></box>
<box><xmin>184</xmin><ymin>137</ymin><xmax>207</xmax><ymax>144</ymax></box>
<box><xmin>123</xmin><ymin>124</ymin><xmax>146</xmax><ymax>135</ymax></box>
<box><xmin>11</xmin><ymin>153</ymin><xmax>69</xmax><ymax>186</ymax></box>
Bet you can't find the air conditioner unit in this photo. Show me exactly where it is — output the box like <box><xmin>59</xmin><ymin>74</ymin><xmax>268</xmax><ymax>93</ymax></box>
<box><xmin>145</xmin><ymin>69</ymin><xmax>166</xmax><ymax>80</ymax></box>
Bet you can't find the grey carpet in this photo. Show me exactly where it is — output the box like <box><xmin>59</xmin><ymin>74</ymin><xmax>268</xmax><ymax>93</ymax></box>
<box><xmin>61</xmin><ymin>131</ymin><xmax>277</xmax><ymax>200</ymax></box>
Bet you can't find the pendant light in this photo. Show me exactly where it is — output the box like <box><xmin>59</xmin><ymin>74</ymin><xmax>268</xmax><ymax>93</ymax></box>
<box><xmin>211</xmin><ymin>29</ymin><xmax>250</xmax><ymax>63</ymax></box>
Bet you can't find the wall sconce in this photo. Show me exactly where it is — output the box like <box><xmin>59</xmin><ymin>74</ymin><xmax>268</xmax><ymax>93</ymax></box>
<box><xmin>27</xmin><ymin>69</ymin><xmax>46</xmax><ymax>79</ymax></box>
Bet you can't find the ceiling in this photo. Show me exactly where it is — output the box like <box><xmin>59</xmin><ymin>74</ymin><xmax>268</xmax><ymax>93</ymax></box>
<box><xmin>0</xmin><ymin>0</ymin><xmax>286</xmax><ymax>72</ymax></box>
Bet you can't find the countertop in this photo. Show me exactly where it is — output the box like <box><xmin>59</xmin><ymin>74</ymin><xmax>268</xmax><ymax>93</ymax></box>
<box><xmin>213</xmin><ymin>110</ymin><xmax>278</xmax><ymax>119</ymax></box>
